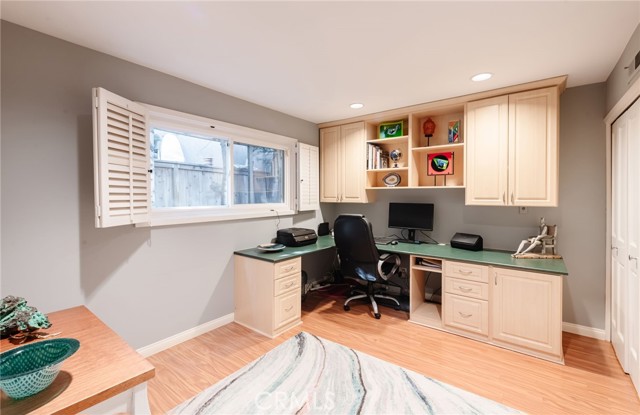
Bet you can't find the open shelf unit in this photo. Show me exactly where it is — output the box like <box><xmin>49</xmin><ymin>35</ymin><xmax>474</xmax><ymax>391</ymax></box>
<box><xmin>409</xmin><ymin>255</ymin><xmax>443</xmax><ymax>328</ymax></box>
<box><xmin>364</xmin><ymin>106</ymin><xmax>465</xmax><ymax>189</ymax></box>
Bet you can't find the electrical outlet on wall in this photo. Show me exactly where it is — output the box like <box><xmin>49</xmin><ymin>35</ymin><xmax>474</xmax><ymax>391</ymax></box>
<box><xmin>519</xmin><ymin>206</ymin><xmax>528</xmax><ymax>214</ymax></box>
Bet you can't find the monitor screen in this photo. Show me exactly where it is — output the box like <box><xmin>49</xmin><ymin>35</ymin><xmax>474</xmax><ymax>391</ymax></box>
<box><xmin>388</xmin><ymin>202</ymin><xmax>434</xmax><ymax>242</ymax></box>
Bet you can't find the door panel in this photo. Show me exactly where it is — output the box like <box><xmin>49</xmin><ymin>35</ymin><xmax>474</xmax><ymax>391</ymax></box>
<box><xmin>509</xmin><ymin>87</ymin><xmax>558</xmax><ymax>206</ymax></box>
<box><xmin>320</xmin><ymin>127</ymin><xmax>340</xmax><ymax>202</ymax></box>
<box><xmin>465</xmin><ymin>96</ymin><xmax>509</xmax><ymax>205</ymax></box>
<box><xmin>612</xmin><ymin>113</ymin><xmax>628</xmax><ymax>369</ymax></box>
<box><xmin>625</xmin><ymin>99</ymin><xmax>640</xmax><ymax>392</ymax></box>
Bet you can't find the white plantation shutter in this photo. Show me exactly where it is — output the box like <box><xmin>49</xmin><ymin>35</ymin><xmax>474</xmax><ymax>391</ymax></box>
<box><xmin>92</xmin><ymin>88</ymin><xmax>150</xmax><ymax>228</ymax></box>
<box><xmin>298</xmin><ymin>143</ymin><xmax>319</xmax><ymax>211</ymax></box>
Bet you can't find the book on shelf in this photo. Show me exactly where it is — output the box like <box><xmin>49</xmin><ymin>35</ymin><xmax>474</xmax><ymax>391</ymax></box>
<box><xmin>418</xmin><ymin>258</ymin><xmax>442</xmax><ymax>269</ymax></box>
<box><xmin>367</xmin><ymin>144</ymin><xmax>389</xmax><ymax>169</ymax></box>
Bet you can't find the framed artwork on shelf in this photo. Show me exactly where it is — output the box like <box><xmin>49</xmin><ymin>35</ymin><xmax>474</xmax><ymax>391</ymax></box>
<box><xmin>379</xmin><ymin>121</ymin><xmax>403</xmax><ymax>139</ymax></box>
<box><xmin>448</xmin><ymin>120</ymin><xmax>460</xmax><ymax>143</ymax></box>
<box><xmin>427</xmin><ymin>152</ymin><xmax>454</xmax><ymax>176</ymax></box>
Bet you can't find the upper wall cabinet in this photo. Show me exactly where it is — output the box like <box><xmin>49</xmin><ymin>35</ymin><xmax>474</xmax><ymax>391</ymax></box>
<box><xmin>465</xmin><ymin>86</ymin><xmax>560</xmax><ymax>207</ymax></box>
<box><xmin>320</xmin><ymin>122</ymin><xmax>369</xmax><ymax>203</ymax></box>
<box><xmin>318</xmin><ymin>77</ymin><xmax>565</xmax><ymax>204</ymax></box>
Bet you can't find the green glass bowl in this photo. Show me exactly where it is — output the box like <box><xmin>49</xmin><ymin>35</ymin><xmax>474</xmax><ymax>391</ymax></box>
<box><xmin>0</xmin><ymin>338</ymin><xmax>80</xmax><ymax>399</ymax></box>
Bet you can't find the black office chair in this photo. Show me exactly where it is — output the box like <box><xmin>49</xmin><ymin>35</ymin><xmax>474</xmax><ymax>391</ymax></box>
<box><xmin>333</xmin><ymin>214</ymin><xmax>401</xmax><ymax>319</ymax></box>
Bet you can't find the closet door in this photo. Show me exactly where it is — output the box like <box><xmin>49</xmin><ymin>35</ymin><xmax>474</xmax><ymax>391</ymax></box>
<box><xmin>612</xmin><ymin>112</ymin><xmax>628</xmax><ymax>369</ymax></box>
<box><xmin>625</xmin><ymin>99</ymin><xmax>640</xmax><ymax>391</ymax></box>
<box><xmin>612</xmin><ymin>97</ymin><xmax>640</xmax><ymax>394</ymax></box>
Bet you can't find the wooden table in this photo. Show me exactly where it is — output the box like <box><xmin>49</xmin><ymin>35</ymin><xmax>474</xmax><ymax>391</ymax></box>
<box><xmin>0</xmin><ymin>306</ymin><xmax>155</xmax><ymax>415</ymax></box>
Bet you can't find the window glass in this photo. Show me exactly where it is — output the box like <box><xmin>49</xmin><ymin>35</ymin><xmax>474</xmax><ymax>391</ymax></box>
<box><xmin>150</xmin><ymin>127</ymin><xmax>228</xmax><ymax>208</ymax></box>
<box><xmin>233</xmin><ymin>143</ymin><xmax>284</xmax><ymax>204</ymax></box>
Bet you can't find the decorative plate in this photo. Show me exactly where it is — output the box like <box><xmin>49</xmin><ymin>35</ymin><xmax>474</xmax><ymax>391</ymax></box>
<box><xmin>257</xmin><ymin>243</ymin><xmax>286</xmax><ymax>252</ymax></box>
<box><xmin>382</xmin><ymin>172</ymin><xmax>401</xmax><ymax>187</ymax></box>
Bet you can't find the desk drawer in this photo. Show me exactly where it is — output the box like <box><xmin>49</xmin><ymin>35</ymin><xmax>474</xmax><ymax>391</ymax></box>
<box><xmin>444</xmin><ymin>293</ymin><xmax>489</xmax><ymax>336</ymax></box>
<box><xmin>274</xmin><ymin>290</ymin><xmax>301</xmax><ymax>329</ymax></box>
<box><xmin>444</xmin><ymin>261</ymin><xmax>488</xmax><ymax>283</ymax></box>
<box><xmin>274</xmin><ymin>273</ymin><xmax>300</xmax><ymax>296</ymax></box>
<box><xmin>445</xmin><ymin>277</ymin><xmax>488</xmax><ymax>300</ymax></box>
<box><xmin>275</xmin><ymin>258</ymin><xmax>301</xmax><ymax>279</ymax></box>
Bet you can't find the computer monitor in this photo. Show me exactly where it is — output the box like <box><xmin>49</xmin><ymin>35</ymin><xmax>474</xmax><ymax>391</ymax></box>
<box><xmin>388</xmin><ymin>202</ymin><xmax>434</xmax><ymax>244</ymax></box>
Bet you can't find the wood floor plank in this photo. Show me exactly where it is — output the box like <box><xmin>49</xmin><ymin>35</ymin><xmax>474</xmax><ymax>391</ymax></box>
<box><xmin>147</xmin><ymin>289</ymin><xmax>640</xmax><ymax>414</ymax></box>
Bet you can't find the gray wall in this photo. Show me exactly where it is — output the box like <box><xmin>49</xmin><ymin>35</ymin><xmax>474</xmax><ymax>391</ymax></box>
<box><xmin>328</xmin><ymin>83</ymin><xmax>608</xmax><ymax>330</ymax></box>
<box><xmin>606</xmin><ymin>23</ymin><xmax>640</xmax><ymax>113</ymax></box>
<box><xmin>0</xmin><ymin>22</ymin><xmax>321</xmax><ymax>348</ymax></box>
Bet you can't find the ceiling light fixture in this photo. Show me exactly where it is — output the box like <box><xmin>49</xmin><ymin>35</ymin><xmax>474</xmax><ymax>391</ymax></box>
<box><xmin>350</xmin><ymin>103</ymin><xmax>364</xmax><ymax>109</ymax></box>
<box><xmin>471</xmin><ymin>73</ymin><xmax>493</xmax><ymax>82</ymax></box>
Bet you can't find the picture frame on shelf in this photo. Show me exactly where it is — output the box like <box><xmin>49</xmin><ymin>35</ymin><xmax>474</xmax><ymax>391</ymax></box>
<box><xmin>448</xmin><ymin>120</ymin><xmax>460</xmax><ymax>143</ymax></box>
<box><xmin>379</xmin><ymin>121</ymin><xmax>403</xmax><ymax>139</ymax></box>
<box><xmin>427</xmin><ymin>152</ymin><xmax>454</xmax><ymax>176</ymax></box>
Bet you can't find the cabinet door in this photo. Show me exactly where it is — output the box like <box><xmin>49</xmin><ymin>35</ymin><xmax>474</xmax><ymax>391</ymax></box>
<box><xmin>508</xmin><ymin>87</ymin><xmax>559</xmax><ymax>206</ymax></box>
<box><xmin>340</xmin><ymin>122</ymin><xmax>367</xmax><ymax>202</ymax></box>
<box><xmin>320</xmin><ymin>126</ymin><xmax>340</xmax><ymax>202</ymax></box>
<box><xmin>492</xmin><ymin>267</ymin><xmax>563</xmax><ymax>359</ymax></box>
<box><xmin>465</xmin><ymin>96</ymin><xmax>509</xmax><ymax>205</ymax></box>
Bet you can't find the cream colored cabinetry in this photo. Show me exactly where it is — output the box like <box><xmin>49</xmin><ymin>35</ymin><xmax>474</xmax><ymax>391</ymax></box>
<box><xmin>491</xmin><ymin>266</ymin><xmax>563</xmax><ymax>362</ymax></box>
<box><xmin>234</xmin><ymin>256</ymin><xmax>302</xmax><ymax>338</ymax></box>
<box><xmin>465</xmin><ymin>86</ymin><xmax>559</xmax><ymax>206</ymax></box>
<box><xmin>443</xmin><ymin>261</ymin><xmax>490</xmax><ymax>339</ymax></box>
<box><xmin>320</xmin><ymin>122</ymin><xmax>368</xmax><ymax>203</ymax></box>
<box><xmin>408</xmin><ymin>257</ymin><xmax>564</xmax><ymax>363</ymax></box>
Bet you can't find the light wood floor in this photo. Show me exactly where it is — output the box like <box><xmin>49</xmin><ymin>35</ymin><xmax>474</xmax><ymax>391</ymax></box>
<box><xmin>147</xmin><ymin>289</ymin><xmax>640</xmax><ymax>414</ymax></box>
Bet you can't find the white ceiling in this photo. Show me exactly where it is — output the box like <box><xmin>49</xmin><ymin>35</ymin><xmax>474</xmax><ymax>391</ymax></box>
<box><xmin>2</xmin><ymin>1</ymin><xmax>639</xmax><ymax>123</ymax></box>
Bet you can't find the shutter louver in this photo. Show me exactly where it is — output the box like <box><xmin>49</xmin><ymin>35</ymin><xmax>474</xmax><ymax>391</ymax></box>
<box><xmin>93</xmin><ymin>88</ymin><xmax>150</xmax><ymax>228</ymax></box>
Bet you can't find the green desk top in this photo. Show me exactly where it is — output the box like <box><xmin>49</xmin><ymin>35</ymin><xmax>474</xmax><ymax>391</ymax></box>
<box><xmin>234</xmin><ymin>235</ymin><xmax>568</xmax><ymax>275</ymax></box>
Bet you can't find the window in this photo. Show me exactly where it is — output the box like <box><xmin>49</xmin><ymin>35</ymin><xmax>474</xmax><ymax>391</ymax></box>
<box><xmin>150</xmin><ymin>127</ymin><xmax>228</xmax><ymax>208</ymax></box>
<box><xmin>233</xmin><ymin>143</ymin><xmax>284</xmax><ymax>205</ymax></box>
<box><xmin>93</xmin><ymin>88</ymin><xmax>297</xmax><ymax>228</ymax></box>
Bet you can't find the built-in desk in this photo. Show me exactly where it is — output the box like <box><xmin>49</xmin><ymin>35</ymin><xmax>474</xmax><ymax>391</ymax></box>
<box><xmin>0</xmin><ymin>306</ymin><xmax>155</xmax><ymax>415</ymax></box>
<box><xmin>234</xmin><ymin>235</ymin><xmax>568</xmax><ymax>363</ymax></box>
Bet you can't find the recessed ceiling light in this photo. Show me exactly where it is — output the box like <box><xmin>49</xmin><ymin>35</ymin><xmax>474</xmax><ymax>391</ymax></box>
<box><xmin>471</xmin><ymin>73</ymin><xmax>493</xmax><ymax>82</ymax></box>
<box><xmin>350</xmin><ymin>103</ymin><xmax>364</xmax><ymax>109</ymax></box>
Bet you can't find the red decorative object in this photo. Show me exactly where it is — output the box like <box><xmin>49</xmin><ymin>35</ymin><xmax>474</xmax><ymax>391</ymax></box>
<box><xmin>423</xmin><ymin>117</ymin><xmax>436</xmax><ymax>137</ymax></box>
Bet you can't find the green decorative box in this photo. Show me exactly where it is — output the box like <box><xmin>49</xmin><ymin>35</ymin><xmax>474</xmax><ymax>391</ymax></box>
<box><xmin>379</xmin><ymin>121</ymin><xmax>403</xmax><ymax>139</ymax></box>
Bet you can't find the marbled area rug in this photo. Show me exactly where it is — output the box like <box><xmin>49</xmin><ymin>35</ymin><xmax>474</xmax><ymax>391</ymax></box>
<box><xmin>170</xmin><ymin>332</ymin><xmax>521</xmax><ymax>414</ymax></box>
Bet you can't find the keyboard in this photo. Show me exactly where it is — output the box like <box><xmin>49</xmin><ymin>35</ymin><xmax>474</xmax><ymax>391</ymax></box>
<box><xmin>374</xmin><ymin>236</ymin><xmax>396</xmax><ymax>245</ymax></box>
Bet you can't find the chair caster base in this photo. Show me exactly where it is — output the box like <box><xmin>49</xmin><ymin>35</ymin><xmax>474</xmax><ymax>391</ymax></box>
<box><xmin>344</xmin><ymin>305</ymin><xmax>350</xmax><ymax>311</ymax></box>
<box><xmin>374</xmin><ymin>313</ymin><xmax>381</xmax><ymax>319</ymax></box>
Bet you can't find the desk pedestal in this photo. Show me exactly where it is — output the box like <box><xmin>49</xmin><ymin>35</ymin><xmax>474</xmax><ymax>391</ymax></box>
<box><xmin>234</xmin><ymin>255</ymin><xmax>302</xmax><ymax>338</ymax></box>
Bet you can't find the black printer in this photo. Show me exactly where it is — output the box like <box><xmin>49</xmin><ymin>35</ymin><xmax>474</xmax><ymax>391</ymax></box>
<box><xmin>276</xmin><ymin>228</ymin><xmax>318</xmax><ymax>247</ymax></box>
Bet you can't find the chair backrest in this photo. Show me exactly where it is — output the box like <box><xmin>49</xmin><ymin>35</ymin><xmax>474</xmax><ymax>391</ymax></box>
<box><xmin>333</xmin><ymin>214</ymin><xmax>380</xmax><ymax>280</ymax></box>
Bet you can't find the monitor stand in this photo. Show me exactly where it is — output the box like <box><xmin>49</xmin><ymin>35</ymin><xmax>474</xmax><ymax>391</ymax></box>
<box><xmin>397</xmin><ymin>229</ymin><xmax>422</xmax><ymax>244</ymax></box>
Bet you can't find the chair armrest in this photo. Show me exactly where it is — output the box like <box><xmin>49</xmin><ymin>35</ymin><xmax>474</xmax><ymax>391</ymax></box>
<box><xmin>378</xmin><ymin>253</ymin><xmax>401</xmax><ymax>280</ymax></box>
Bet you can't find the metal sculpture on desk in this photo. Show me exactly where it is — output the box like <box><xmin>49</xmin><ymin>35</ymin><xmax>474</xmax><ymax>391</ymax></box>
<box><xmin>512</xmin><ymin>217</ymin><xmax>560</xmax><ymax>258</ymax></box>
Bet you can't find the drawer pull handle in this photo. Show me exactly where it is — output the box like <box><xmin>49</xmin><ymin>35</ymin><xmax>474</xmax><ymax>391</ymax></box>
<box><xmin>283</xmin><ymin>266</ymin><xmax>294</xmax><ymax>272</ymax></box>
<box><xmin>284</xmin><ymin>306</ymin><xmax>293</xmax><ymax>312</ymax></box>
<box><xmin>284</xmin><ymin>282</ymin><xmax>294</xmax><ymax>288</ymax></box>
<box><xmin>458</xmin><ymin>286</ymin><xmax>472</xmax><ymax>293</ymax></box>
<box><xmin>458</xmin><ymin>312</ymin><xmax>473</xmax><ymax>318</ymax></box>
<box><xmin>458</xmin><ymin>269</ymin><xmax>472</xmax><ymax>275</ymax></box>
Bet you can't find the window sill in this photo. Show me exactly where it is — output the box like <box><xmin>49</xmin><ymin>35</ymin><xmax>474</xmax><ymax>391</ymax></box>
<box><xmin>136</xmin><ymin>206</ymin><xmax>295</xmax><ymax>227</ymax></box>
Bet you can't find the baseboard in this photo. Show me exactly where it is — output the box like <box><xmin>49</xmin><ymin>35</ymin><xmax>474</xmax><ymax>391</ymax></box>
<box><xmin>137</xmin><ymin>313</ymin><xmax>235</xmax><ymax>357</ymax></box>
<box><xmin>563</xmin><ymin>322</ymin><xmax>606</xmax><ymax>341</ymax></box>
